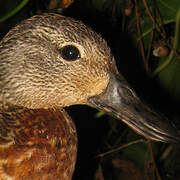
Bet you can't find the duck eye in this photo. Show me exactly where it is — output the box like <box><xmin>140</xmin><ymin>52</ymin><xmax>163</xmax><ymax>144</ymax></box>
<box><xmin>60</xmin><ymin>45</ymin><xmax>81</xmax><ymax>61</ymax></box>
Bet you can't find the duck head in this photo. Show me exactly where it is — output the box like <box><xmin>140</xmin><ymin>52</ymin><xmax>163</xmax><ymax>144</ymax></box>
<box><xmin>0</xmin><ymin>13</ymin><xmax>179</xmax><ymax>143</ymax></box>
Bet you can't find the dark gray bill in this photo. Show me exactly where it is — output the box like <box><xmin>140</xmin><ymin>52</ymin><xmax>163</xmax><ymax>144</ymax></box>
<box><xmin>88</xmin><ymin>73</ymin><xmax>180</xmax><ymax>143</ymax></box>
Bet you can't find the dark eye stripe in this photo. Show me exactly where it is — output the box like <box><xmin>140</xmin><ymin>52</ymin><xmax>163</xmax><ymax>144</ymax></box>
<box><xmin>60</xmin><ymin>45</ymin><xmax>81</xmax><ymax>61</ymax></box>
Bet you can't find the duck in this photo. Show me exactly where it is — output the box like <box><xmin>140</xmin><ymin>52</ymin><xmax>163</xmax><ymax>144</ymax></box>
<box><xmin>0</xmin><ymin>13</ymin><xmax>179</xmax><ymax>179</ymax></box>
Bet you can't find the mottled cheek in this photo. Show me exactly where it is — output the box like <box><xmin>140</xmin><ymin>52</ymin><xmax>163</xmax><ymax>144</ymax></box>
<box><xmin>86</xmin><ymin>74</ymin><xmax>109</xmax><ymax>97</ymax></box>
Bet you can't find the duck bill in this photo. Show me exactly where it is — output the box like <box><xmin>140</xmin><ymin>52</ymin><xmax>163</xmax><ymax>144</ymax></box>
<box><xmin>88</xmin><ymin>73</ymin><xmax>180</xmax><ymax>143</ymax></box>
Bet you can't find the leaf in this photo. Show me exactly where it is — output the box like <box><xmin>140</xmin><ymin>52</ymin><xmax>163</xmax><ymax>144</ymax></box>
<box><xmin>0</xmin><ymin>0</ymin><xmax>29</xmax><ymax>23</ymax></box>
<box><xmin>140</xmin><ymin>0</ymin><xmax>179</xmax><ymax>40</ymax></box>
<box><xmin>158</xmin><ymin>57</ymin><xmax>180</xmax><ymax>100</ymax></box>
<box><xmin>156</xmin><ymin>7</ymin><xmax>180</xmax><ymax>99</ymax></box>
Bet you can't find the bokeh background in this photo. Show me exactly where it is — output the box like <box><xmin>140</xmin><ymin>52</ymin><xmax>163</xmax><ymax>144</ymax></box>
<box><xmin>1</xmin><ymin>0</ymin><xmax>180</xmax><ymax>179</ymax></box>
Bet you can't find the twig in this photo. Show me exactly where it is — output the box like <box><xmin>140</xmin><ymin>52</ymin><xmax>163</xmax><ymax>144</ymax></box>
<box><xmin>155</xmin><ymin>5</ymin><xmax>166</xmax><ymax>39</ymax></box>
<box><xmin>146</xmin><ymin>29</ymin><xmax>154</xmax><ymax>66</ymax></box>
<box><xmin>167</xmin><ymin>44</ymin><xmax>180</xmax><ymax>60</ymax></box>
<box><xmin>142</xmin><ymin>0</ymin><xmax>161</xmax><ymax>32</ymax></box>
<box><xmin>146</xmin><ymin>140</ymin><xmax>161</xmax><ymax>180</ymax></box>
<box><xmin>134</xmin><ymin>0</ymin><xmax>149</xmax><ymax>72</ymax></box>
<box><xmin>160</xmin><ymin>145</ymin><xmax>173</xmax><ymax>160</ymax></box>
<box><xmin>96</xmin><ymin>139</ymin><xmax>145</xmax><ymax>158</ymax></box>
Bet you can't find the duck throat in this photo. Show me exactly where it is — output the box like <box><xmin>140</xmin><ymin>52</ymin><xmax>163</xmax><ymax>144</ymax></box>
<box><xmin>0</xmin><ymin>106</ymin><xmax>77</xmax><ymax>179</ymax></box>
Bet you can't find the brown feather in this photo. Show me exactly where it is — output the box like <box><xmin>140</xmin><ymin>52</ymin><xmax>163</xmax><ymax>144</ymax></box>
<box><xmin>0</xmin><ymin>107</ymin><xmax>77</xmax><ymax>179</ymax></box>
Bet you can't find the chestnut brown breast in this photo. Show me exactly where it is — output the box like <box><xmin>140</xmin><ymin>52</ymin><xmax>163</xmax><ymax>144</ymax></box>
<box><xmin>0</xmin><ymin>107</ymin><xmax>77</xmax><ymax>179</ymax></box>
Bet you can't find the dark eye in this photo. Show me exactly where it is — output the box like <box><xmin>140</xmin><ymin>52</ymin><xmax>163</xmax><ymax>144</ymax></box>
<box><xmin>60</xmin><ymin>45</ymin><xmax>81</xmax><ymax>61</ymax></box>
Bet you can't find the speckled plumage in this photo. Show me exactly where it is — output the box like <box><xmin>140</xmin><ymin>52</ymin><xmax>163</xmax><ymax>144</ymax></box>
<box><xmin>0</xmin><ymin>14</ymin><xmax>115</xmax><ymax>109</ymax></box>
<box><xmin>0</xmin><ymin>107</ymin><xmax>77</xmax><ymax>179</ymax></box>
<box><xmin>0</xmin><ymin>13</ymin><xmax>179</xmax><ymax>180</ymax></box>
<box><xmin>0</xmin><ymin>13</ymin><xmax>114</xmax><ymax>179</ymax></box>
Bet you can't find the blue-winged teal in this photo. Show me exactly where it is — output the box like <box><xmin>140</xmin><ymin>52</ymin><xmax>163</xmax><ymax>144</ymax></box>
<box><xmin>0</xmin><ymin>13</ymin><xmax>179</xmax><ymax>179</ymax></box>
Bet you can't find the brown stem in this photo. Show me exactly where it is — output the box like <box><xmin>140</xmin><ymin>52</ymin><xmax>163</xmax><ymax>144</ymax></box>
<box><xmin>134</xmin><ymin>0</ymin><xmax>149</xmax><ymax>72</ymax></box>
<box><xmin>146</xmin><ymin>140</ymin><xmax>161</xmax><ymax>180</ymax></box>
<box><xmin>146</xmin><ymin>29</ymin><xmax>154</xmax><ymax>67</ymax></box>
<box><xmin>96</xmin><ymin>139</ymin><xmax>145</xmax><ymax>158</ymax></box>
<box><xmin>142</xmin><ymin>0</ymin><xmax>161</xmax><ymax>32</ymax></box>
<box><xmin>155</xmin><ymin>5</ymin><xmax>166</xmax><ymax>39</ymax></box>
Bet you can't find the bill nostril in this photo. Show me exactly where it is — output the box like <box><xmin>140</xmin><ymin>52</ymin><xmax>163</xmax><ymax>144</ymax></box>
<box><xmin>88</xmin><ymin>73</ymin><xmax>180</xmax><ymax>143</ymax></box>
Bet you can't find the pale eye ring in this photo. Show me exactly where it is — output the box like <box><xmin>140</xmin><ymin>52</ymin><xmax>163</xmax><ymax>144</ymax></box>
<box><xmin>59</xmin><ymin>45</ymin><xmax>81</xmax><ymax>61</ymax></box>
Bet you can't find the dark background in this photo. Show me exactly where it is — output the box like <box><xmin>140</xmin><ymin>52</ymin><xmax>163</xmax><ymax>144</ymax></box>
<box><xmin>1</xmin><ymin>0</ymin><xmax>180</xmax><ymax>179</ymax></box>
